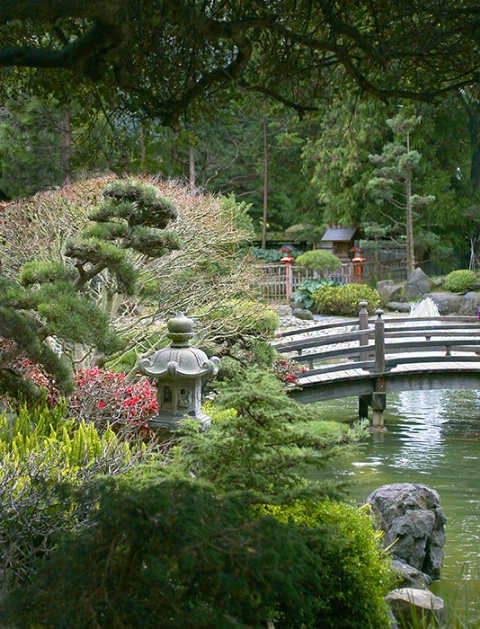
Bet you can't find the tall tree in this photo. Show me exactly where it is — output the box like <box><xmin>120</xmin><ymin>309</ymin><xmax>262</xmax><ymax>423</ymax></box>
<box><xmin>367</xmin><ymin>113</ymin><xmax>435</xmax><ymax>274</ymax></box>
<box><xmin>1</xmin><ymin>1</ymin><xmax>480</xmax><ymax>127</ymax></box>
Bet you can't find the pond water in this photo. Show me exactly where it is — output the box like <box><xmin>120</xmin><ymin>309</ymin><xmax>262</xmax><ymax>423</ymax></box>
<box><xmin>314</xmin><ymin>389</ymin><xmax>480</xmax><ymax>609</ymax></box>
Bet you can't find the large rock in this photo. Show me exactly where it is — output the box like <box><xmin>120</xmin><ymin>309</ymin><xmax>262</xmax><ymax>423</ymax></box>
<box><xmin>459</xmin><ymin>291</ymin><xmax>480</xmax><ymax>316</ymax></box>
<box><xmin>403</xmin><ymin>268</ymin><xmax>433</xmax><ymax>301</ymax></box>
<box><xmin>377</xmin><ymin>280</ymin><xmax>403</xmax><ymax>306</ymax></box>
<box><xmin>385</xmin><ymin>301</ymin><xmax>411</xmax><ymax>313</ymax></box>
<box><xmin>428</xmin><ymin>292</ymin><xmax>463</xmax><ymax>315</ymax></box>
<box><xmin>386</xmin><ymin>588</ymin><xmax>445</xmax><ymax>627</ymax></box>
<box><xmin>366</xmin><ymin>483</ymin><xmax>446</xmax><ymax>580</ymax></box>
<box><xmin>391</xmin><ymin>560</ymin><xmax>432</xmax><ymax>590</ymax></box>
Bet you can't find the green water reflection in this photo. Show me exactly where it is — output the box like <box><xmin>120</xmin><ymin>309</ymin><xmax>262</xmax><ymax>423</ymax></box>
<box><xmin>314</xmin><ymin>390</ymin><xmax>480</xmax><ymax>605</ymax></box>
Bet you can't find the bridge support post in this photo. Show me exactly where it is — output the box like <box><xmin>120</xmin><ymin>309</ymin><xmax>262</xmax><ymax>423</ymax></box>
<box><xmin>358</xmin><ymin>301</ymin><xmax>369</xmax><ymax>362</ymax></box>
<box><xmin>374</xmin><ymin>309</ymin><xmax>385</xmax><ymax>373</ymax></box>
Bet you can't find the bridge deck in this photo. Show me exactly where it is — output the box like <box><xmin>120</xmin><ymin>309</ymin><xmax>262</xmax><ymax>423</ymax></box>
<box><xmin>275</xmin><ymin>313</ymin><xmax>480</xmax><ymax>412</ymax></box>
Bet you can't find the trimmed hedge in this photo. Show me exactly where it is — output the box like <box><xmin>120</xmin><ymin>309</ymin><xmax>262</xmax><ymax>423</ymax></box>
<box><xmin>313</xmin><ymin>283</ymin><xmax>380</xmax><ymax>316</ymax></box>
<box><xmin>444</xmin><ymin>269</ymin><xmax>477</xmax><ymax>293</ymax></box>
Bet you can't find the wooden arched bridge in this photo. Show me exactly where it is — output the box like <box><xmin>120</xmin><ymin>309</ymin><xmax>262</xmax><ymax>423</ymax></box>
<box><xmin>273</xmin><ymin>304</ymin><xmax>480</xmax><ymax>428</ymax></box>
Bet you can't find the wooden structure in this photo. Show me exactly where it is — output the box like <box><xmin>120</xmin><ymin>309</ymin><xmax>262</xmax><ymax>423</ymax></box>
<box><xmin>273</xmin><ymin>307</ymin><xmax>480</xmax><ymax>429</ymax></box>
<box><xmin>320</xmin><ymin>226</ymin><xmax>359</xmax><ymax>261</ymax></box>
<box><xmin>256</xmin><ymin>259</ymin><xmax>406</xmax><ymax>302</ymax></box>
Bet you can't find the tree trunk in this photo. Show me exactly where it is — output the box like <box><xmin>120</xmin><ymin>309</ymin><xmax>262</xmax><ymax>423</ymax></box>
<box><xmin>140</xmin><ymin>126</ymin><xmax>147</xmax><ymax>169</ymax></box>
<box><xmin>189</xmin><ymin>142</ymin><xmax>195</xmax><ymax>193</ymax></box>
<box><xmin>62</xmin><ymin>108</ymin><xmax>72</xmax><ymax>185</ymax></box>
<box><xmin>405</xmin><ymin>168</ymin><xmax>415</xmax><ymax>275</ymax></box>
<box><xmin>405</xmin><ymin>131</ymin><xmax>415</xmax><ymax>275</ymax></box>
<box><xmin>262</xmin><ymin>117</ymin><xmax>268</xmax><ymax>250</ymax></box>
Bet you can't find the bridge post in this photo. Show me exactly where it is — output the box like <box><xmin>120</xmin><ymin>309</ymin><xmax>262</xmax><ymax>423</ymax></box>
<box><xmin>373</xmin><ymin>310</ymin><xmax>386</xmax><ymax>428</ymax></box>
<box><xmin>374</xmin><ymin>309</ymin><xmax>385</xmax><ymax>373</ymax></box>
<box><xmin>358</xmin><ymin>301</ymin><xmax>369</xmax><ymax>361</ymax></box>
<box><xmin>358</xmin><ymin>302</ymin><xmax>370</xmax><ymax>418</ymax></box>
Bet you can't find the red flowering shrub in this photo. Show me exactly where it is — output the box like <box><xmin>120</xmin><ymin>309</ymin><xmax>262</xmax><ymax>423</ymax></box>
<box><xmin>66</xmin><ymin>368</ymin><xmax>158</xmax><ymax>440</ymax></box>
<box><xmin>272</xmin><ymin>357</ymin><xmax>308</xmax><ymax>384</ymax></box>
<box><xmin>0</xmin><ymin>337</ymin><xmax>61</xmax><ymax>406</ymax></box>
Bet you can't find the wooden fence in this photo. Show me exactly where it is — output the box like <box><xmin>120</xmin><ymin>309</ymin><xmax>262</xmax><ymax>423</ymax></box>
<box><xmin>256</xmin><ymin>259</ymin><xmax>407</xmax><ymax>302</ymax></box>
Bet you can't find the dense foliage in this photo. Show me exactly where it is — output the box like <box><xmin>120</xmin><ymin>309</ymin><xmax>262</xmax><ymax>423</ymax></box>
<box><xmin>444</xmin><ymin>269</ymin><xmax>477</xmax><ymax>293</ymax></box>
<box><xmin>66</xmin><ymin>368</ymin><xmax>158</xmax><ymax>439</ymax></box>
<box><xmin>313</xmin><ymin>284</ymin><xmax>381</xmax><ymax>316</ymax></box>
<box><xmin>0</xmin><ymin>401</ymin><xmax>152</xmax><ymax>588</ymax></box>
<box><xmin>2</xmin><ymin>1</ymin><xmax>480</xmax><ymax>128</ymax></box>
<box><xmin>293</xmin><ymin>278</ymin><xmax>343</xmax><ymax>310</ymax></box>
<box><xmin>2</xmin><ymin>367</ymin><xmax>394</xmax><ymax>628</ymax></box>
<box><xmin>295</xmin><ymin>250</ymin><xmax>342</xmax><ymax>276</ymax></box>
<box><xmin>0</xmin><ymin>177</ymin><xmax>180</xmax><ymax>397</ymax></box>
<box><xmin>5</xmin><ymin>473</ymin><xmax>393</xmax><ymax>629</ymax></box>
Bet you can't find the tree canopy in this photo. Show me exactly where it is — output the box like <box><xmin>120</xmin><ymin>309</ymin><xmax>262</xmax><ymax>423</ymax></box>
<box><xmin>2</xmin><ymin>1</ymin><xmax>480</xmax><ymax>125</ymax></box>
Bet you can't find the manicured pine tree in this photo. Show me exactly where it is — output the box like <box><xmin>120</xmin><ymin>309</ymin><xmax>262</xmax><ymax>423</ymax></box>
<box><xmin>0</xmin><ymin>178</ymin><xmax>179</xmax><ymax>400</ymax></box>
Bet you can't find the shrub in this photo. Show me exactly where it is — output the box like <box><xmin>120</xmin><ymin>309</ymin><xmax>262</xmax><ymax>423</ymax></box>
<box><xmin>0</xmin><ymin>338</ymin><xmax>62</xmax><ymax>406</ymax></box>
<box><xmin>262</xmin><ymin>500</ymin><xmax>395</xmax><ymax>629</ymax></box>
<box><xmin>0</xmin><ymin>401</ymin><xmax>152</xmax><ymax>587</ymax></box>
<box><xmin>313</xmin><ymin>283</ymin><xmax>380</xmax><ymax>316</ymax></box>
<box><xmin>195</xmin><ymin>299</ymin><xmax>279</xmax><ymax>354</ymax></box>
<box><xmin>295</xmin><ymin>249</ymin><xmax>341</xmax><ymax>276</ymax></box>
<box><xmin>272</xmin><ymin>356</ymin><xmax>308</xmax><ymax>384</ymax></box>
<box><xmin>3</xmin><ymin>475</ymin><xmax>393</xmax><ymax>629</ymax></box>
<box><xmin>293</xmin><ymin>278</ymin><xmax>343</xmax><ymax>309</ymax></box>
<box><xmin>66</xmin><ymin>368</ymin><xmax>158</xmax><ymax>440</ymax></box>
<box><xmin>444</xmin><ymin>269</ymin><xmax>477</xmax><ymax>293</ymax></box>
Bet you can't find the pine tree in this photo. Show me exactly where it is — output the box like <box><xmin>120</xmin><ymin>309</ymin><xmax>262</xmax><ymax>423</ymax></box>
<box><xmin>0</xmin><ymin>179</ymin><xmax>179</xmax><ymax>399</ymax></box>
<box><xmin>367</xmin><ymin>113</ymin><xmax>435</xmax><ymax>275</ymax></box>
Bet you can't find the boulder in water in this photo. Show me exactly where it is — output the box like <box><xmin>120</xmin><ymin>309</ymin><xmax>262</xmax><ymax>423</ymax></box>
<box><xmin>366</xmin><ymin>483</ymin><xmax>446</xmax><ymax>580</ymax></box>
<box><xmin>385</xmin><ymin>588</ymin><xmax>445</xmax><ymax>627</ymax></box>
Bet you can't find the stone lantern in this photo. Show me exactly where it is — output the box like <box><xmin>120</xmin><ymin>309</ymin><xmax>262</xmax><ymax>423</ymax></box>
<box><xmin>138</xmin><ymin>312</ymin><xmax>220</xmax><ymax>431</ymax></box>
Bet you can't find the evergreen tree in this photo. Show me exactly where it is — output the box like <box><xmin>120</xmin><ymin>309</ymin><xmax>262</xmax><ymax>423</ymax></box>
<box><xmin>367</xmin><ymin>113</ymin><xmax>435</xmax><ymax>275</ymax></box>
<box><xmin>0</xmin><ymin>178</ymin><xmax>179</xmax><ymax>399</ymax></box>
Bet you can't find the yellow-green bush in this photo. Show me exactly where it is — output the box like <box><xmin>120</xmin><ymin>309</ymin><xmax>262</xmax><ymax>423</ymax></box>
<box><xmin>312</xmin><ymin>283</ymin><xmax>380</xmax><ymax>316</ymax></box>
<box><xmin>0</xmin><ymin>402</ymin><xmax>152</xmax><ymax>586</ymax></box>
<box><xmin>444</xmin><ymin>269</ymin><xmax>477</xmax><ymax>293</ymax></box>
<box><xmin>195</xmin><ymin>299</ymin><xmax>280</xmax><ymax>352</ymax></box>
<box><xmin>262</xmin><ymin>500</ymin><xmax>396</xmax><ymax>629</ymax></box>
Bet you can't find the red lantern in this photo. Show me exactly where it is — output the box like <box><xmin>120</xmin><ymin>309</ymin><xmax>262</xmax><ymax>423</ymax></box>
<box><xmin>280</xmin><ymin>246</ymin><xmax>295</xmax><ymax>264</ymax></box>
<box><xmin>351</xmin><ymin>247</ymin><xmax>366</xmax><ymax>282</ymax></box>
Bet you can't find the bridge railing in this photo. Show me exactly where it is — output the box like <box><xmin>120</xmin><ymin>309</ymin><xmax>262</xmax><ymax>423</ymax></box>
<box><xmin>273</xmin><ymin>308</ymin><xmax>480</xmax><ymax>375</ymax></box>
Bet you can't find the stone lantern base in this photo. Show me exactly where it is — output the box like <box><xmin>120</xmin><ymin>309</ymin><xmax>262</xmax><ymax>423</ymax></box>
<box><xmin>148</xmin><ymin>411</ymin><xmax>212</xmax><ymax>432</ymax></box>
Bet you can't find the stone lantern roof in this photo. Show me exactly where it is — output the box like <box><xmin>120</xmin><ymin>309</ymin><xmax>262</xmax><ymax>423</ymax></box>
<box><xmin>139</xmin><ymin>312</ymin><xmax>220</xmax><ymax>379</ymax></box>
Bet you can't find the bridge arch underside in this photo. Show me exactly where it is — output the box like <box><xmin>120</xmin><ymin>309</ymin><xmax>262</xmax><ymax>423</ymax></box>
<box><xmin>290</xmin><ymin>370</ymin><xmax>480</xmax><ymax>404</ymax></box>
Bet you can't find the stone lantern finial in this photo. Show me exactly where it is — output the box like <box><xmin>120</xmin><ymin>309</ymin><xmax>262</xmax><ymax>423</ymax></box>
<box><xmin>167</xmin><ymin>312</ymin><xmax>194</xmax><ymax>347</ymax></box>
<box><xmin>138</xmin><ymin>312</ymin><xmax>220</xmax><ymax>431</ymax></box>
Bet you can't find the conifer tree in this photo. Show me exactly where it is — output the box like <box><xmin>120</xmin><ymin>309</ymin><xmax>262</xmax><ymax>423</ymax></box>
<box><xmin>367</xmin><ymin>113</ymin><xmax>435</xmax><ymax>275</ymax></box>
<box><xmin>0</xmin><ymin>179</ymin><xmax>179</xmax><ymax>399</ymax></box>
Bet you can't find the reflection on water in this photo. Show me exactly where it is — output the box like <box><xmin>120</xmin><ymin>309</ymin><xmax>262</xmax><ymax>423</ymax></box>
<box><xmin>314</xmin><ymin>390</ymin><xmax>480</xmax><ymax>605</ymax></box>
